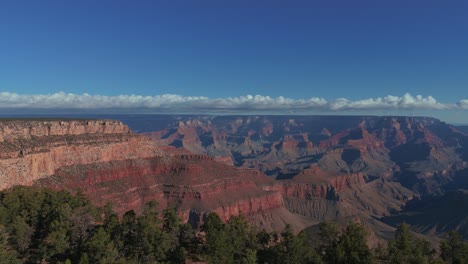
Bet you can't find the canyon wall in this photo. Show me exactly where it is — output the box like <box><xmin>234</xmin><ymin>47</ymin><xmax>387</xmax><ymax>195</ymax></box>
<box><xmin>0</xmin><ymin>117</ymin><xmax>428</xmax><ymax>234</ymax></box>
<box><xmin>0</xmin><ymin>120</ymin><xmax>130</xmax><ymax>141</ymax></box>
<box><xmin>37</xmin><ymin>154</ymin><xmax>290</xmax><ymax>230</ymax></box>
<box><xmin>0</xmin><ymin>120</ymin><xmax>161</xmax><ymax>189</ymax></box>
<box><xmin>0</xmin><ymin>120</ymin><xmax>291</xmax><ymax>229</ymax></box>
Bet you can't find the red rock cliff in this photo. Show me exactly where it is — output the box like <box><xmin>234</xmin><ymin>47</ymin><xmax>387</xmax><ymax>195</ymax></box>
<box><xmin>37</xmin><ymin>154</ymin><xmax>286</xmax><ymax>229</ymax></box>
<box><xmin>0</xmin><ymin>120</ymin><xmax>161</xmax><ymax>189</ymax></box>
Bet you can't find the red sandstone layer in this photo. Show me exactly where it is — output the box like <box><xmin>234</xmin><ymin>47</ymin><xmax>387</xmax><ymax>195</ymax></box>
<box><xmin>0</xmin><ymin>120</ymin><xmax>160</xmax><ymax>189</ymax></box>
<box><xmin>37</xmin><ymin>154</ymin><xmax>286</xmax><ymax>229</ymax></box>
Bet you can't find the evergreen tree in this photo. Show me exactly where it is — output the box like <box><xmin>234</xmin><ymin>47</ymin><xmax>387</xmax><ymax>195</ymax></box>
<box><xmin>256</xmin><ymin>229</ymin><xmax>275</xmax><ymax>264</ymax></box>
<box><xmin>318</xmin><ymin>221</ymin><xmax>340</xmax><ymax>263</ymax></box>
<box><xmin>387</xmin><ymin>223</ymin><xmax>414</xmax><ymax>263</ymax></box>
<box><xmin>335</xmin><ymin>222</ymin><xmax>374</xmax><ymax>264</ymax></box>
<box><xmin>387</xmin><ymin>223</ymin><xmax>435</xmax><ymax>264</ymax></box>
<box><xmin>178</xmin><ymin>223</ymin><xmax>196</xmax><ymax>251</ymax></box>
<box><xmin>0</xmin><ymin>225</ymin><xmax>21</xmax><ymax>264</ymax></box>
<box><xmin>202</xmin><ymin>212</ymin><xmax>234</xmax><ymax>264</ymax></box>
<box><xmin>268</xmin><ymin>224</ymin><xmax>322</xmax><ymax>264</ymax></box>
<box><xmin>162</xmin><ymin>208</ymin><xmax>181</xmax><ymax>250</ymax></box>
<box><xmin>440</xmin><ymin>231</ymin><xmax>468</xmax><ymax>264</ymax></box>
<box><xmin>10</xmin><ymin>215</ymin><xmax>34</xmax><ymax>254</ymax></box>
<box><xmin>83</xmin><ymin>227</ymin><xmax>119</xmax><ymax>264</ymax></box>
<box><xmin>226</xmin><ymin>214</ymin><xmax>257</xmax><ymax>264</ymax></box>
<box><xmin>2</xmin><ymin>185</ymin><xmax>461</xmax><ymax>264</ymax></box>
<box><xmin>374</xmin><ymin>242</ymin><xmax>388</xmax><ymax>262</ymax></box>
<box><xmin>136</xmin><ymin>201</ymin><xmax>171</xmax><ymax>262</ymax></box>
<box><xmin>120</xmin><ymin>210</ymin><xmax>138</xmax><ymax>259</ymax></box>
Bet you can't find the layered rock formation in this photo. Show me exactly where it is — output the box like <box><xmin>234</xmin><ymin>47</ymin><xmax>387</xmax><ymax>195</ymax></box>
<box><xmin>3</xmin><ymin>115</ymin><xmax>467</xmax><ymax>239</ymax></box>
<box><xmin>0</xmin><ymin>120</ymin><xmax>160</xmax><ymax>189</ymax></box>
<box><xmin>144</xmin><ymin>115</ymin><xmax>468</xmax><ymax>194</ymax></box>
<box><xmin>141</xmin><ymin>115</ymin><xmax>468</xmax><ymax>237</ymax></box>
<box><xmin>36</xmin><ymin>153</ymin><xmax>293</xmax><ymax>230</ymax></box>
<box><xmin>0</xmin><ymin>119</ymin><xmax>300</xmax><ymax>230</ymax></box>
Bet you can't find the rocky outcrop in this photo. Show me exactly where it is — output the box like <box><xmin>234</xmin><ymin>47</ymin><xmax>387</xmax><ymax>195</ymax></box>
<box><xmin>0</xmin><ymin>120</ymin><xmax>160</xmax><ymax>189</ymax></box>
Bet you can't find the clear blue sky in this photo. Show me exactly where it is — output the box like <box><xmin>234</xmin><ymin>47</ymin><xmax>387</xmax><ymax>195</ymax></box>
<box><xmin>0</xmin><ymin>0</ymin><xmax>467</xmax><ymax>122</ymax></box>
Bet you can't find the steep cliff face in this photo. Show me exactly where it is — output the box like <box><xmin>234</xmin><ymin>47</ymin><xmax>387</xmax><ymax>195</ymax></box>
<box><xmin>0</xmin><ymin>120</ymin><xmax>130</xmax><ymax>141</ymax></box>
<box><xmin>37</xmin><ymin>154</ymin><xmax>291</xmax><ymax>230</ymax></box>
<box><xmin>0</xmin><ymin>120</ymin><xmax>160</xmax><ymax>189</ymax></box>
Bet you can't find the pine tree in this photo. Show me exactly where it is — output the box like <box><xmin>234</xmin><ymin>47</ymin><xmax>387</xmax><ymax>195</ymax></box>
<box><xmin>387</xmin><ymin>223</ymin><xmax>435</xmax><ymax>264</ymax></box>
<box><xmin>83</xmin><ymin>227</ymin><xmax>119</xmax><ymax>264</ymax></box>
<box><xmin>0</xmin><ymin>225</ymin><xmax>21</xmax><ymax>264</ymax></box>
<box><xmin>136</xmin><ymin>201</ymin><xmax>172</xmax><ymax>262</ymax></box>
<box><xmin>318</xmin><ymin>221</ymin><xmax>340</xmax><ymax>263</ymax></box>
<box><xmin>440</xmin><ymin>231</ymin><xmax>468</xmax><ymax>264</ymax></box>
<box><xmin>202</xmin><ymin>212</ymin><xmax>234</xmax><ymax>264</ymax></box>
<box><xmin>335</xmin><ymin>222</ymin><xmax>374</xmax><ymax>264</ymax></box>
<box><xmin>226</xmin><ymin>214</ymin><xmax>257</xmax><ymax>264</ymax></box>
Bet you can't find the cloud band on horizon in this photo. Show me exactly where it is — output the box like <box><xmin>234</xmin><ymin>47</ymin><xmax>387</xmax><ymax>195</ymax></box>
<box><xmin>0</xmin><ymin>91</ymin><xmax>466</xmax><ymax>112</ymax></box>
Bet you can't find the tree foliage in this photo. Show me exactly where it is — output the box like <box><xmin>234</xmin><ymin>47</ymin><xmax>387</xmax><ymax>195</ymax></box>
<box><xmin>1</xmin><ymin>186</ymin><xmax>468</xmax><ymax>263</ymax></box>
<box><xmin>386</xmin><ymin>223</ymin><xmax>437</xmax><ymax>264</ymax></box>
<box><xmin>440</xmin><ymin>231</ymin><xmax>468</xmax><ymax>264</ymax></box>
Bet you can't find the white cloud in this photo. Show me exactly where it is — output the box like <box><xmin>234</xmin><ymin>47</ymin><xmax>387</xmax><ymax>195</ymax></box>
<box><xmin>0</xmin><ymin>91</ymin><xmax>463</xmax><ymax>112</ymax></box>
<box><xmin>457</xmin><ymin>100</ymin><xmax>468</xmax><ymax>110</ymax></box>
<box><xmin>328</xmin><ymin>93</ymin><xmax>450</xmax><ymax>111</ymax></box>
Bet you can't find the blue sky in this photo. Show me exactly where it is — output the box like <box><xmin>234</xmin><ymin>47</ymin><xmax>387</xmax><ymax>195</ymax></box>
<box><xmin>0</xmin><ymin>1</ymin><xmax>467</xmax><ymax>123</ymax></box>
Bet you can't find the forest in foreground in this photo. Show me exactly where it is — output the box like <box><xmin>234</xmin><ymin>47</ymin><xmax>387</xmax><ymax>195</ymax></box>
<box><xmin>0</xmin><ymin>186</ymin><xmax>467</xmax><ymax>264</ymax></box>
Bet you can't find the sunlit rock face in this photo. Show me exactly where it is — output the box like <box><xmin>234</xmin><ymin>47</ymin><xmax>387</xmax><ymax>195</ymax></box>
<box><xmin>0</xmin><ymin>120</ymin><xmax>161</xmax><ymax>189</ymax></box>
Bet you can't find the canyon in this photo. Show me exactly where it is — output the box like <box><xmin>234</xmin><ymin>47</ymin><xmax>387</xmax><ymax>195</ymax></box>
<box><xmin>141</xmin><ymin>115</ymin><xmax>468</xmax><ymax>238</ymax></box>
<box><xmin>1</xmin><ymin>115</ymin><xmax>468</xmax><ymax>239</ymax></box>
